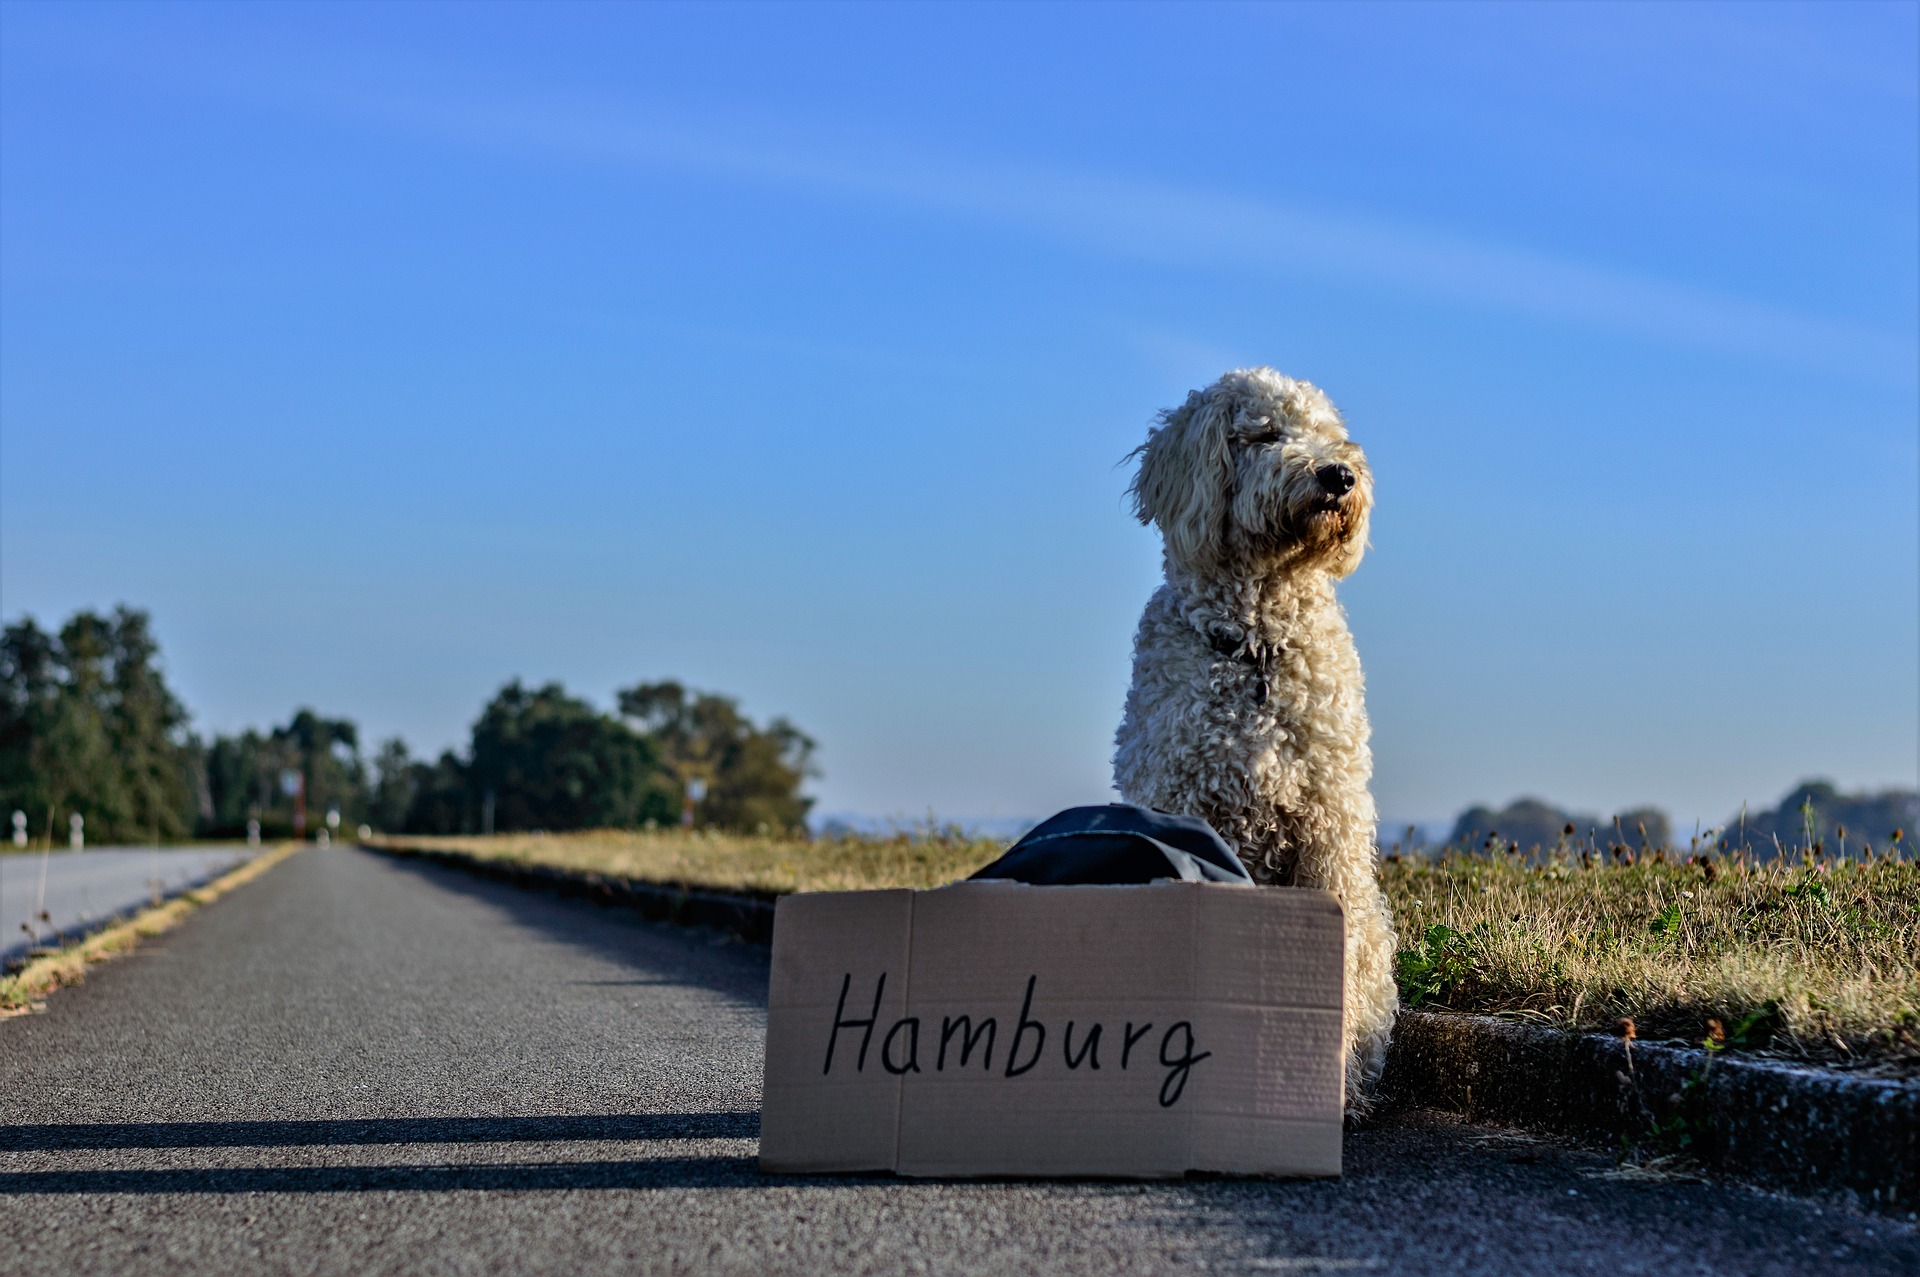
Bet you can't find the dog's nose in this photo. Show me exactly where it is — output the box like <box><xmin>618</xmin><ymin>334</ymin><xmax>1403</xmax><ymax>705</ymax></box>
<box><xmin>1316</xmin><ymin>463</ymin><xmax>1356</xmax><ymax>496</ymax></box>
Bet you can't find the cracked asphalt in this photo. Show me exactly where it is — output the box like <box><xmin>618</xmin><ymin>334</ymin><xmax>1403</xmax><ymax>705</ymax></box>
<box><xmin>1</xmin><ymin>846</ymin><xmax>1912</xmax><ymax>1275</ymax></box>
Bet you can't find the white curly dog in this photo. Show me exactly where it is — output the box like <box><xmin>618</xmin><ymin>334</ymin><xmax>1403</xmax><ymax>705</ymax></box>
<box><xmin>1113</xmin><ymin>366</ymin><xmax>1398</xmax><ymax>1113</ymax></box>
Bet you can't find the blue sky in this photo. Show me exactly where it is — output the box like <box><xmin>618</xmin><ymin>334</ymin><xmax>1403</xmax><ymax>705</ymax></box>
<box><xmin>3</xmin><ymin>1</ymin><xmax>1915</xmax><ymax>832</ymax></box>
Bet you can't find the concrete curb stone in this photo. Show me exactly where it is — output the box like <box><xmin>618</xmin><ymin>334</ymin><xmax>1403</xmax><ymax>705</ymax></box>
<box><xmin>1381</xmin><ymin>1009</ymin><xmax>1917</xmax><ymax>1216</ymax></box>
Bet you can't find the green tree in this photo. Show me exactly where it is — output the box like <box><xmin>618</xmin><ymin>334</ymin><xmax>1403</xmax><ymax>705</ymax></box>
<box><xmin>1448</xmin><ymin>797</ymin><xmax>1671</xmax><ymax>856</ymax></box>
<box><xmin>617</xmin><ymin>681</ymin><xmax>816</xmax><ymax>834</ymax></box>
<box><xmin>462</xmin><ymin>681</ymin><xmax>675</xmax><ymax>832</ymax></box>
<box><xmin>368</xmin><ymin>737</ymin><xmax>419</xmax><ymax>833</ymax></box>
<box><xmin>201</xmin><ymin>709</ymin><xmax>364</xmax><ymax>838</ymax></box>
<box><xmin>275</xmin><ymin>709</ymin><xmax>365</xmax><ymax>832</ymax></box>
<box><xmin>202</xmin><ymin>729</ymin><xmax>289</xmax><ymax>836</ymax></box>
<box><xmin>1721</xmin><ymin>780</ymin><xmax>1920</xmax><ymax>858</ymax></box>
<box><xmin>0</xmin><ymin>607</ymin><xmax>196</xmax><ymax>844</ymax></box>
<box><xmin>401</xmin><ymin>749</ymin><xmax>473</xmax><ymax>835</ymax></box>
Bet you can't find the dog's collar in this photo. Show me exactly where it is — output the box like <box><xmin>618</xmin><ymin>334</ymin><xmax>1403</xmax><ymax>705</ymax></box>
<box><xmin>1200</xmin><ymin>624</ymin><xmax>1272</xmax><ymax>705</ymax></box>
<box><xmin>1203</xmin><ymin>628</ymin><xmax>1254</xmax><ymax>660</ymax></box>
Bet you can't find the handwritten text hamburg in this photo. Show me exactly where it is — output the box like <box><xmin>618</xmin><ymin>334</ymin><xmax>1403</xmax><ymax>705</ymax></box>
<box><xmin>821</xmin><ymin>973</ymin><xmax>1212</xmax><ymax>1108</ymax></box>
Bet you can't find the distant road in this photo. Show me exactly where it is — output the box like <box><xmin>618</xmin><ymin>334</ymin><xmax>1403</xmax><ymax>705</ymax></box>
<box><xmin>0</xmin><ymin>847</ymin><xmax>1911</xmax><ymax>1276</ymax></box>
<box><xmin>1</xmin><ymin>847</ymin><xmax>252</xmax><ymax>964</ymax></box>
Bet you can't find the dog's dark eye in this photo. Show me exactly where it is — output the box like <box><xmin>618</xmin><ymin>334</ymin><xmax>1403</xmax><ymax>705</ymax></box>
<box><xmin>1242</xmin><ymin>430</ymin><xmax>1282</xmax><ymax>446</ymax></box>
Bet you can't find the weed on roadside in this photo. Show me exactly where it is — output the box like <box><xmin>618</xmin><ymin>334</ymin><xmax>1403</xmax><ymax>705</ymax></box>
<box><xmin>1382</xmin><ymin>844</ymin><xmax>1917</xmax><ymax>1068</ymax></box>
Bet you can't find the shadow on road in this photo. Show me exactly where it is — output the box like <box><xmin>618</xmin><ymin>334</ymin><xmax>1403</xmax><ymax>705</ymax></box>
<box><xmin>1</xmin><ymin>1112</ymin><xmax>760</xmax><ymax>1151</ymax></box>
<box><xmin>366</xmin><ymin>850</ymin><xmax>771</xmax><ymax>1007</ymax></box>
<box><xmin>0</xmin><ymin>1157</ymin><xmax>805</xmax><ymax>1195</ymax></box>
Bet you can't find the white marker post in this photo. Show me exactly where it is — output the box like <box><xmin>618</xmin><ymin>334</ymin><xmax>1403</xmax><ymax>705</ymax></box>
<box><xmin>69</xmin><ymin>812</ymin><xmax>84</xmax><ymax>851</ymax></box>
<box><xmin>247</xmin><ymin>818</ymin><xmax>261</xmax><ymax>847</ymax></box>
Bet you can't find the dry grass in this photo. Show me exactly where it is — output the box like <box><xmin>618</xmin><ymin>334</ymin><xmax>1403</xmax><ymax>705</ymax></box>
<box><xmin>373</xmin><ymin>827</ymin><xmax>1005</xmax><ymax>895</ymax></box>
<box><xmin>0</xmin><ymin>842</ymin><xmax>303</xmax><ymax>1014</ymax></box>
<box><xmin>1384</xmin><ymin>847</ymin><xmax>1918</xmax><ymax>1066</ymax></box>
<box><xmin>374</xmin><ymin>830</ymin><xmax>1918</xmax><ymax>1065</ymax></box>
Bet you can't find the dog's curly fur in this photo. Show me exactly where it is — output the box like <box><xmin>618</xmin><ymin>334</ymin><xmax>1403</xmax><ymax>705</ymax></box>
<box><xmin>1112</xmin><ymin>367</ymin><xmax>1398</xmax><ymax>1113</ymax></box>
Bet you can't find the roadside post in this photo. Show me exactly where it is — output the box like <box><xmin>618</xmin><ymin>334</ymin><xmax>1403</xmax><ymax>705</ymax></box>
<box><xmin>69</xmin><ymin>812</ymin><xmax>84</xmax><ymax>851</ymax></box>
<box><xmin>247</xmin><ymin>818</ymin><xmax>261</xmax><ymax>847</ymax></box>
<box><xmin>282</xmin><ymin>770</ymin><xmax>306</xmax><ymax>842</ymax></box>
<box><xmin>34</xmin><ymin>826</ymin><xmax>54</xmax><ymax>944</ymax></box>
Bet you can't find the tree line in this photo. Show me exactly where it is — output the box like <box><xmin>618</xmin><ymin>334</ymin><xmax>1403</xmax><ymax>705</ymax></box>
<box><xmin>0</xmin><ymin>607</ymin><xmax>816</xmax><ymax>845</ymax></box>
<box><xmin>1440</xmin><ymin>783</ymin><xmax>1914</xmax><ymax>861</ymax></box>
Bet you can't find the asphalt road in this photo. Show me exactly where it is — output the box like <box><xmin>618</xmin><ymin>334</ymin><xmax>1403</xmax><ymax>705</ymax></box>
<box><xmin>1</xmin><ymin>847</ymin><xmax>253</xmax><ymax>964</ymax></box>
<box><xmin>1</xmin><ymin>846</ymin><xmax>1911</xmax><ymax>1276</ymax></box>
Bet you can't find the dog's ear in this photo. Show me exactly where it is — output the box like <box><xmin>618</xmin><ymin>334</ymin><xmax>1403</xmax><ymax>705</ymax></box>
<box><xmin>1128</xmin><ymin>386</ymin><xmax>1234</xmax><ymax>570</ymax></box>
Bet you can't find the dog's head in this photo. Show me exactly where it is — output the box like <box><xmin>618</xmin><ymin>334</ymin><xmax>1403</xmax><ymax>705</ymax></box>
<box><xmin>1128</xmin><ymin>367</ymin><xmax>1371</xmax><ymax>577</ymax></box>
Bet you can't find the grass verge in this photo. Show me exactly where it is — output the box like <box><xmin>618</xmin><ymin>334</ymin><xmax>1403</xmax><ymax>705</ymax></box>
<box><xmin>0</xmin><ymin>843</ymin><xmax>302</xmax><ymax>1015</ymax></box>
<box><xmin>371</xmin><ymin>828</ymin><xmax>1004</xmax><ymax>895</ymax></box>
<box><xmin>372</xmin><ymin>830</ymin><xmax>1917</xmax><ymax>1067</ymax></box>
<box><xmin>1385</xmin><ymin>848</ymin><xmax>1917</xmax><ymax>1068</ymax></box>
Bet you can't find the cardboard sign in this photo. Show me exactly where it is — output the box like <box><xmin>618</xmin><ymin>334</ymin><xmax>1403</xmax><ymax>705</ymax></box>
<box><xmin>759</xmin><ymin>880</ymin><xmax>1345</xmax><ymax>1179</ymax></box>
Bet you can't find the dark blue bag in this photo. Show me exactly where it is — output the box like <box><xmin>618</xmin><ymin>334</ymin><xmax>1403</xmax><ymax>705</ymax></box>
<box><xmin>969</xmin><ymin>804</ymin><xmax>1254</xmax><ymax>886</ymax></box>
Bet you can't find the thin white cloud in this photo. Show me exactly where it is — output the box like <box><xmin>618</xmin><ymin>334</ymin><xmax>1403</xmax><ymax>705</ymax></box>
<box><xmin>326</xmin><ymin>84</ymin><xmax>1915</xmax><ymax>382</ymax></box>
<box><xmin>24</xmin><ymin>21</ymin><xmax>1915</xmax><ymax>383</ymax></box>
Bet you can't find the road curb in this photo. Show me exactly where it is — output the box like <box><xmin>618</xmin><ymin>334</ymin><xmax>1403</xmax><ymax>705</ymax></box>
<box><xmin>366</xmin><ymin>843</ymin><xmax>777</xmax><ymax>944</ymax></box>
<box><xmin>366</xmin><ymin>843</ymin><xmax>1917</xmax><ymax>1214</ymax></box>
<box><xmin>1381</xmin><ymin>1008</ymin><xmax>1918</xmax><ymax>1216</ymax></box>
